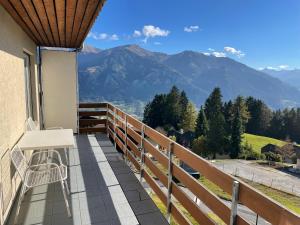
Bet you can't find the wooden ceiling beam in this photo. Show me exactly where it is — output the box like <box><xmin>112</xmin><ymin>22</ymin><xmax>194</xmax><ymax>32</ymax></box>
<box><xmin>75</xmin><ymin>0</ymin><xmax>104</xmax><ymax>48</ymax></box>
<box><xmin>65</xmin><ymin>0</ymin><xmax>77</xmax><ymax>47</ymax></box>
<box><xmin>1</xmin><ymin>0</ymin><xmax>106</xmax><ymax>48</ymax></box>
<box><xmin>21</xmin><ymin>0</ymin><xmax>50</xmax><ymax>46</ymax></box>
<box><xmin>32</xmin><ymin>0</ymin><xmax>55</xmax><ymax>46</ymax></box>
<box><xmin>43</xmin><ymin>0</ymin><xmax>60</xmax><ymax>46</ymax></box>
<box><xmin>55</xmin><ymin>0</ymin><xmax>66</xmax><ymax>47</ymax></box>
<box><xmin>0</xmin><ymin>0</ymin><xmax>39</xmax><ymax>43</ymax></box>
<box><xmin>9</xmin><ymin>0</ymin><xmax>44</xmax><ymax>44</ymax></box>
<box><xmin>70</xmin><ymin>0</ymin><xmax>88</xmax><ymax>48</ymax></box>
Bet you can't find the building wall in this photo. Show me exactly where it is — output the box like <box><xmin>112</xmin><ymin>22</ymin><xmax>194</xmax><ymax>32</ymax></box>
<box><xmin>41</xmin><ymin>50</ymin><xmax>78</xmax><ymax>132</ymax></box>
<box><xmin>0</xmin><ymin>5</ymin><xmax>39</xmax><ymax>221</ymax></box>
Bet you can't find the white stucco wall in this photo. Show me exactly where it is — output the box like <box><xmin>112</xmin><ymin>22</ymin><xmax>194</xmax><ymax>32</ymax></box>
<box><xmin>0</xmin><ymin>5</ymin><xmax>39</xmax><ymax>221</ymax></box>
<box><xmin>41</xmin><ymin>50</ymin><xmax>78</xmax><ymax>132</ymax></box>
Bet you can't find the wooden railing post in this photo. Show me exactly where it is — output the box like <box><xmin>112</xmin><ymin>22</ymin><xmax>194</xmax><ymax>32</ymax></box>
<box><xmin>230</xmin><ymin>180</ymin><xmax>239</xmax><ymax>225</ymax></box>
<box><xmin>166</xmin><ymin>142</ymin><xmax>174</xmax><ymax>223</ymax></box>
<box><xmin>124</xmin><ymin>115</ymin><xmax>128</xmax><ymax>164</ymax></box>
<box><xmin>139</xmin><ymin>125</ymin><xmax>145</xmax><ymax>182</ymax></box>
<box><xmin>113</xmin><ymin>107</ymin><xmax>117</xmax><ymax>149</ymax></box>
<box><xmin>106</xmin><ymin>103</ymin><xmax>109</xmax><ymax>137</ymax></box>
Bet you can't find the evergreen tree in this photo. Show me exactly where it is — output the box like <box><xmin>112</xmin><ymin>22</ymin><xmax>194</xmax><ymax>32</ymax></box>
<box><xmin>143</xmin><ymin>94</ymin><xmax>167</xmax><ymax>128</ymax></box>
<box><xmin>206</xmin><ymin>112</ymin><xmax>226</xmax><ymax>158</ymax></box>
<box><xmin>205</xmin><ymin>87</ymin><xmax>226</xmax><ymax>157</ymax></box>
<box><xmin>246</xmin><ymin>97</ymin><xmax>272</xmax><ymax>135</ymax></box>
<box><xmin>180</xmin><ymin>91</ymin><xmax>189</xmax><ymax>114</ymax></box>
<box><xmin>195</xmin><ymin>106</ymin><xmax>209</xmax><ymax>137</ymax></box>
<box><xmin>230</xmin><ymin>109</ymin><xmax>243</xmax><ymax>158</ymax></box>
<box><xmin>233</xmin><ymin>96</ymin><xmax>250</xmax><ymax>132</ymax></box>
<box><xmin>223</xmin><ymin>100</ymin><xmax>234</xmax><ymax>136</ymax></box>
<box><xmin>267</xmin><ymin>110</ymin><xmax>285</xmax><ymax>139</ymax></box>
<box><xmin>180</xmin><ymin>102</ymin><xmax>197</xmax><ymax>132</ymax></box>
<box><xmin>165</xmin><ymin>86</ymin><xmax>182</xmax><ymax>129</ymax></box>
<box><xmin>205</xmin><ymin>87</ymin><xmax>223</xmax><ymax>120</ymax></box>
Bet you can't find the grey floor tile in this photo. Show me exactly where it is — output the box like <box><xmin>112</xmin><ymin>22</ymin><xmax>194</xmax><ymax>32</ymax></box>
<box><xmin>137</xmin><ymin>211</ymin><xmax>169</xmax><ymax>225</ymax></box>
<box><xmin>130</xmin><ymin>199</ymin><xmax>159</xmax><ymax>215</ymax></box>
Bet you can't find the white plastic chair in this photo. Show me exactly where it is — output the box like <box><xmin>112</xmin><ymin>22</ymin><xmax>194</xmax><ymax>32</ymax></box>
<box><xmin>10</xmin><ymin>146</ymin><xmax>71</xmax><ymax>224</ymax></box>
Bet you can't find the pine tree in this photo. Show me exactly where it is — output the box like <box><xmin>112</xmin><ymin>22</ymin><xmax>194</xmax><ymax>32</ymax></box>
<box><xmin>195</xmin><ymin>106</ymin><xmax>209</xmax><ymax>137</ymax></box>
<box><xmin>179</xmin><ymin>91</ymin><xmax>189</xmax><ymax>123</ymax></box>
<box><xmin>206</xmin><ymin>112</ymin><xmax>226</xmax><ymax>158</ymax></box>
<box><xmin>143</xmin><ymin>94</ymin><xmax>167</xmax><ymax>128</ymax></box>
<box><xmin>180</xmin><ymin>102</ymin><xmax>197</xmax><ymax>132</ymax></box>
<box><xmin>246</xmin><ymin>97</ymin><xmax>272</xmax><ymax>135</ymax></box>
<box><xmin>223</xmin><ymin>100</ymin><xmax>234</xmax><ymax>136</ymax></box>
<box><xmin>205</xmin><ymin>87</ymin><xmax>226</xmax><ymax>157</ymax></box>
<box><xmin>205</xmin><ymin>87</ymin><xmax>223</xmax><ymax>120</ymax></box>
<box><xmin>230</xmin><ymin>109</ymin><xmax>243</xmax><ymax>158</ymax></box>
<box><xmin>233</xmin><ymin>96</ymin><xmax>250</xmax><ymax>132</ymax></box>
<box><xmin>165</xmin><ymin>86</ymin><xmax>182</xmax><ymax>129</ymax></box>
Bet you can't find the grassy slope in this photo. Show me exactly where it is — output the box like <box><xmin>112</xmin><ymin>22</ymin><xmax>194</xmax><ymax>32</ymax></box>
<box><xmin>242</xmin><ymin>133</ymin><xmax>286</xmax><ymax>153</ymax></box>
<box><xmin>243</xmin><ymin>180</ymin><xmax>300</xmax><ymax>215</ymax></box>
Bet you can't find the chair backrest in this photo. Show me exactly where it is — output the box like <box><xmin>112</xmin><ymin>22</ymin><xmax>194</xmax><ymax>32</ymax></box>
<box><xmin>26</xmin><ymin>117</ymin><xmax>37</xmax><ymax>131</ymax></box>
<box><xmin>10</xmin><ymin>146</ymin><xmax>29</xmax><ymax>181</ymax></box>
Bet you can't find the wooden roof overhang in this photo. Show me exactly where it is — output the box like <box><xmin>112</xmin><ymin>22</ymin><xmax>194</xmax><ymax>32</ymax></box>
<box><xmin>0</xmin><ymin>0</ymin><xmax>106</xmax><ymax>48</ymax></box>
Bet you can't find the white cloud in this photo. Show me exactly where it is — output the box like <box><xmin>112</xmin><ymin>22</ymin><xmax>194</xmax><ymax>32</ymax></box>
<box><xmin>133</xmin><ymin>30</ymin><xmax>142</xmax><ymax>37</ymax></box>
<box><xmin>211</xmin><ymin>51</ymin><xmax>226</xmax><ymax>57</ymax></box>
<box><xmin>203</xmin><ymin>52</ymin><xmax>211</xmax><ymax>56</ymax></box>
<box><xmin>208</xmin><ymin>48</ymin><xmax>215</xmax><ymax>51</ymax></box>
<box><xmin>142</xmin><ymin>25</ymin><xmax>170</xmax><ymax>43</ymax></box>
<box><xmin>184</xmin><ymin>25</ymin><xmax>199</xmax><ymax>32</ymax></box>
<box><xmin>278</xmin><ymin>65</ymin><xmax>289</xmax><ymax>70</ymax></box>
<box><xmin>110</xmin><ymin>34</ymin><xmax>119</xmax><ymax>40</ymax></box>
<box><xmin>224</xmin><ymin>46</ymin><xmax>245</xmax><ymax>58</ymax></box>
<box><xmin>88</xmin><ymin>32</ymin><xmax>119</xmax><ymax>41</ymax></box>
<box><xmin>266</xmin><ymin>66</ymin><xmax>278</xmax><ymax>70</ymax></box>
<box><xmin>262</xmin><ymin>65</ymin><xmax>290</xmax><ymax>71</ymax></box>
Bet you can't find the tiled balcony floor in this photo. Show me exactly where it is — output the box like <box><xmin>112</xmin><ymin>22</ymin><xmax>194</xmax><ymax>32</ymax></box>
<box><xmin>6</xmin><ymin>134</ymin><xmax>168</xmax><ymax>225</ymax></box>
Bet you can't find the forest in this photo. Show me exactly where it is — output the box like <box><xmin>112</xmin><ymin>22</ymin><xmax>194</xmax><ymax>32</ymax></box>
<box><xmin>143</xmin><ymin>86</ymin><xmax>300</xmax><ymax>159</ymax></box>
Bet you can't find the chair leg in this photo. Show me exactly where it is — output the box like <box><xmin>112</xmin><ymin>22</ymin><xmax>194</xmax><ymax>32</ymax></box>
<box><xmin>60</xmin><ymin>181</ymin><xmax>71</xmax><ymax>217</ymax></box>
<box><xmin>14</xmin><ymin>184</ymin><xmax>26</xmax><ymax>225</ymax></box>
<box><xmin>64</xmin><ymin>180</ymin><xmax>70</xmax><ymax>195</ymax></box>
<box><xmin>64</xmin><ymin>148</ymin><xmax>68</xmax><ymax>164</ymax></box>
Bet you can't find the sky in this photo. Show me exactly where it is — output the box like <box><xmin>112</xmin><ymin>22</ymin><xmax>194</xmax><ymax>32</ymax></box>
<box><xmin>85</xmin><ymin>0</ymin><xmax>300</xmax><ymax>70</ymax></box>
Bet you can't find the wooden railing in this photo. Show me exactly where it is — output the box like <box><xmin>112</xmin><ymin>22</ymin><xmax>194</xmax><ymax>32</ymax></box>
<box><xmin>79</xmin><ymin>102</ymin><xmax>300</xmax><ymax>225</ymax></box>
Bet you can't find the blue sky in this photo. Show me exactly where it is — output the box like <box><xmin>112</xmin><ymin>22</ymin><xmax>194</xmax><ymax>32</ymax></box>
<box><xmin>85</xmin><ymin>0</ymin><xmax>300</xmax><ymax>70</ymax></box>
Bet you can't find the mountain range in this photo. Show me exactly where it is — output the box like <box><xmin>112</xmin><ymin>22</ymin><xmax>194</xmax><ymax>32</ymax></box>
<box><xmin>262</xmin><ymin>69</ymin><xmax>300</xmax><ymax>90</ymax></box>
<box><xmin>78</xmin><ymin>44</ymin><xmax>300</xmax><ymax>109</ymax></box>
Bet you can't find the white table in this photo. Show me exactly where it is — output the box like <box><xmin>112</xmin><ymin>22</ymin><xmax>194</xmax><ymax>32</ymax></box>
<box><xmin>18</xmin><ymin>129</ymin><xmax>74</xmax><ymax>164</ymax></box>
<box><xmin>18</xmin><ymin>129</ymin><xmax>74</xmax><ymax>151</ymax></box>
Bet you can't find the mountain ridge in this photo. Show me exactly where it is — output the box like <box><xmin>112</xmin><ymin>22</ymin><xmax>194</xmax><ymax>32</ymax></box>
<box><xmin>78</xmin><ymin>44</ymin><xmax>300</xmax><ymax>109</ymax></box>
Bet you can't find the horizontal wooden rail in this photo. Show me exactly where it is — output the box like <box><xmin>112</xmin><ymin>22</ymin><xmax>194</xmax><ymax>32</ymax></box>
<box><xmin>79</xmin><ymin>102</ymin><xmax>108</xmax><ymax>108</ymax></box>
<box><xmin>79</xmin><ymin>111</ymin><xmax>106</xmax><ymax>116</ymax></box>
<box><xmin>81</xmin><ymin>102</ymin><xmax>300</xmax><ymax>225</ymax></box>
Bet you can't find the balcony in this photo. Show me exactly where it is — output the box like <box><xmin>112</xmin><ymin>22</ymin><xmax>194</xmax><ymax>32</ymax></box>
<box><xmin>6</xmin><ymin>133</ymin><xmax>168</xmax><ymax>225</ymax></box>
<box><xmin>4</xmin><ymin>103</ymin><xmax>300</xmax><ymax>225</ymax></box>
<box><xmin>76</xmin><ymin>103</ymin><xmax>300</xmax><ymax>225</ymax></box>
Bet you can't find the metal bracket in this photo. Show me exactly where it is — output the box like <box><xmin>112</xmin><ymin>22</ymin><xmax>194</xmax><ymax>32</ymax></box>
<box><xmin>230</xmin><ymin>180</ymin><xmax>240</xmax><ymax>225</ymax></box>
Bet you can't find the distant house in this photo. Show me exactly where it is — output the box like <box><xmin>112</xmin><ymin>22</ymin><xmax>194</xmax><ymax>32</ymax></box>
<box><xmin>261</xmin><ymin>143</ymin><xmax>297</xmax><ymax>164</ymax></box>
<box><xmin>168</xmin><ymin>129</ymin><xmax>195</xmax><ymax>147</ymax></box>
<box><xmin>261</xmin><ymin>144</ymin><xmax>281</xmax><ymax>154</ymax></box>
